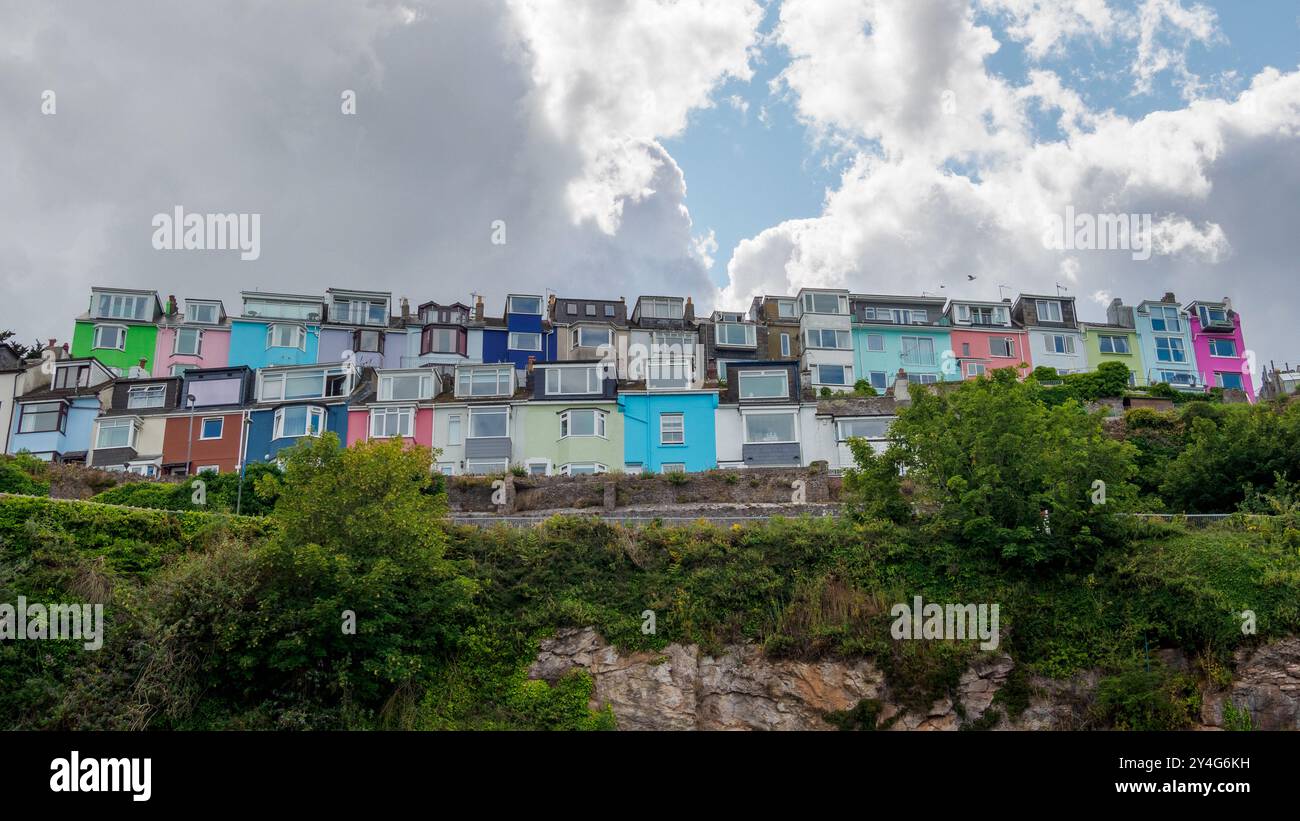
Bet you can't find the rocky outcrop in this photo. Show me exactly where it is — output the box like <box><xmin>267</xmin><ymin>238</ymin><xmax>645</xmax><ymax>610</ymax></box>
<box><xmin>529</xmin><ymin>628</ymin><xmax>1300</xmax><ymax>731</ymax></box>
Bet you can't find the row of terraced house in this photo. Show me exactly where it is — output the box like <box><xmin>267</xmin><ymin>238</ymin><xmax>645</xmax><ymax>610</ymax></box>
<box><xmin>0</xmin><ymin>285</ymin><xmax>1254</xmax><ymax>477</ymax></box>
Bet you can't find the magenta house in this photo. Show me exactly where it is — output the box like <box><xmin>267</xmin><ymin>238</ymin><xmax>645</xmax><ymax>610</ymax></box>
<box><xmin>1187</xmin><ymin>299</ymin><xmax>1253</xmax><ymax>401</ymax></box>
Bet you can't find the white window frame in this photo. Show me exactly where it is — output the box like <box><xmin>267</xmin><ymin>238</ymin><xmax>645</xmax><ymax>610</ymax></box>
<box><xmin>468</xmin><ymin>407</ymin><xmax>509</xmax><ymax>439</ymax></box>
<box><xmin>1198</xmin><ymin>305</ymin><xmax>1230</xmax><ymax>327</ymax></box>
<box><xmin>836</xmin><ymin>417</ymin><xmax>892</xmax><ymax>441</ymax></box>
<box><xmin>266</xmin><ymin>323</ymin><xmax>306</xmax><ymax>351</ymax></box>
<box><xmin>738</xmin><ymin>369</ymin><xmax>789</xmax><ymax>399</ymax></box>
<box><xmin>779</xmin><ymin>332</ymin><xmax>791</xmax><ymax>357</ymax></box>
<box><xmin>743</xmin><ymin>411</ymin><xmax>798</xmax><ymax>445</ymax></box>
<box><xmin>93</xmin><ymin>324</ymin><xmax>127</xmax><ymax>351</ymax></box>
<box><xmin>545</xmin><ymin>366</ymin><xmax>601</xmax><ymax>395</ymax></box>
<box><xmin>573</xmin><ymin>326</ymin><xmax>612</xmax><ymax>349</ymax></box>
<box><xmin>640</xmin><ymin>297</ymin><xmax>684</xmax><ymax>320</ymax></box>
<box><xmin>466</xmin><ymin>459</ymin><xmax>509</xmax><ymax>475</ymax></box>
<box><xmin>989</xmin><ymin>337</ymin><xmax>1015</xmax><ymax>358</ymax></box>
<box><xmin>173</xmin><ymin>326</ymin><xmax>203</xmax><ymax>356</ymax></box>
<box><xmin>195</xmin><ymin>465</ymin><xmax>220</xmax><ymax>474</ymax></box>
<box><xmin>806</xmin><ymin>328</ymin><xmax>851</xmax><ymax>350</ymax></box>
<box><xmin>199</xmin><ymin>416</ymin><xmax>224</xmax><ymax>440</ymax></box>
<box><xmin>900</xmin><ymin>336</ymin><xmax>937</xmax><ymax>366</ymax></box>
<box><xmin>187</xmin><ymin>302</ymin><xmax>220</xmax><ymax>325</ymax></box>
<box><xmin>456</xmin><ymin>365</ymin><xmax>515</xmax><ymax>398</ymax></box>
<box><xmin>509</xmin><ymin>331</ymin><xmax>542</xmax><ymax>351</ymax></box>
<box><xmin>559</xmin><ymin>462</ymin><xmax>607</xmax><ymax>476</ymax></box>
<box><xmin>1150</xmin><ymin>305</ymin><xmax>1182</xmax><ymax>332</ymax></box>
<box><xmin>1046</xmin><ymin>334</ymin><xmax>1075</xmax><ymax>355</ymax></box>
<box><xmin>1208</xmin><ymin>339</ymin><xmax>1237</xmax><ymax>358</ymax></box>
<box><xmin>1035</xmin><ymin>300</ymin><xmax>1063</xmax><ymax>323</ymax></box>
<box><xmin>966</xmin><ymin>362</ymin><xmax>986</xmax><ymax>377</ymax></box>
<box><xmin>559</xmin><ymin>408</ymin><xmax>607</xmax><ymax>439</ymax></box>
<box><xmin>369</xmin><ymin>406</ymin><xmax>414</xmax><ymax>439</ymax></box>
<box><xmin>1215</xmin><ymin>372</ymin><xmax>1245</xmax><ymax>390</ymax></box>
<box><xmin>865</xmin><ymin>333</ymin><xmax>885</xmax><ymax>352</ymax></box>
<box><xmin>94</xmin><ymin>292</ymin><xmax>151</xmax><ymax>321</ymax></box>
<box><xmin>273</xmin><ymin>405</ymin><xmax>326</xmax><ymax>439</ymax></box>
<box><xmin>801</xmin><ymin>292</ymin><xmax>847</xmax><ymax>315</ymax></box>
<box><xmin>660</xmin><ymin>463</ymin><xmax>686</xmax><ymax>474</ymax></box>
<box><xmin>525</xmin><ymin>459</ymin><xmax>552</xmax><ymax>476</ymax></box>
<box><xmin>447</xmin><ymin>414</ymin><xmax>462</xmax><ymax>446</ymax></box>
<box><xmin>715</xmin><ymin>322</ymin><xmax>756</xmax><ymax>348</ymax></box>
<box><xmin>95</xmin><ymin>417</ymin><xmax>136</xmax><ymax>449</ymax></box>
<box><xmin>1098</xmin><ymin>335</ymin><xmax>1130</xmax><ymax>354</ymax></box>
<box><xmin>127</xmin><ymin>384</ymin><xmax>166</xmax><ymax>409</ymax></box>
<box><xmin>813</xmin><ymin>364</ymin><xmax>852</xmax><ymax>387</ymax></box>
<box><xmin>1155</xmin><ymin>336</ymin><xmax>1186</xmax><ymax>363</ymax></box>
<box><xmin>868</xmin><ymin>371</ymin><xmax>888</xmax><ymax>390</ymax></box>
<box><xmin>507</xmin><ymin>295</ymin><xmax>544</xmax><ymax>316</ymax></box>
<box><xmin>380</xmin><ymin>372</ymin><xmax>434</xmax><ymax>402</ymax></box>
<box><xmin>660</xmin><ymin>412</ymin><xmax>685</xmax><ymax>445</ymax></box>
<box><xmin>777</xmin><ymin>300</ymin><xmax>797</xmax><ymax>319</ymax></box>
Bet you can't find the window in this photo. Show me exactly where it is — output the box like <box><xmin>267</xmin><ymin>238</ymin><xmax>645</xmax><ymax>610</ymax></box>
<box><xmin>525</xmin><ymin>460</ymin><xmax>550</xmax><ymax>476</ymax></box>
<box><xmin>640</xmin><ymin>298</ymin><xmax>683</xmax><ymax>319</ymax></box>
<box><xmin>333</xmin><ymin>298</ymin><xmax>387</xmax><ymax>326</ymax></box>
<box><xmin>907</xmin><ymin>373</ymin><xmax>939</xmax><ymax>384</ymax></box>
<box><xmin>171</xmin><ymin>327</ymin><xmax>201</xmax><ymax>356</ymax></box>
<box><xmin>187</xmin><ymin>302</ymin><xmax>219</xmax><ymax>324</ymax></box>
<box><xmin>54</xmin><ymin>364</ymin><xmax>92</xmax><ymax>389</ymax></box>
<box><xmin>891</xmin><ymin>308</ymin><xmax>927</xmax><ymax>324</ymax></box>
<box><xmin>560</xmin><ymin>463</ymin><xmax>607</xmax><ymax>476</ymax></box>
<box><xmin>560</xmin><ymin>408</ymin><xmax>606</xmax><ymax>438</ymax></box>
<box><xmin>744</xmin><ymin>412</ymin><xmax>796</xmax><ymax>444</ymax></box>
<box><xmin>585</xmin><ymin>304</ymin><xmax>596</xmax><ymax>316</ymax></box>
<box><xmin>200</xmin><ymin>417</ymin><xmax>224</xmax><ymax>439</ymax></box>
<box><xmin>469</xmin><ymin>407</ymin><xmax>508</xmax><ymax>438</ymax></box>
<box><xmin>18</xmin><ymin>402</ymin><xmax>65</xmax><ymax>433</ymax></box>
<box><xmin>961</xmin><ymin>342</ymin><xmax>971</xmax><ymax>357</ymax></box>
<box><xmin>1098</xmin><ymin>335</ymin><xmax>1130</xmax><ymax>354</ymax></box>
<box><xmin>966</xmin><ymin>363</ymin><xmax>986</xmax><ymax>377</ymax></box>
<box><xmin>864</xmin><ymin>333</ymin><xmax>885</xmax><ymax>353</ymax></box>
<box><xmin>370</xmin><ymin>406</ymin><xmax>413</xmax><ymax>438</ymax></box>
<box><xmin>354</xmin><ymin>329</ymin><xmax>383</xmax><ymax>353</ymax></box>
<box><xmin>195</xmin><ymin>465</ymin><xmax>220</xmax><ymax>475</ymax></box>
<box><xmin>780</xmin><ymin>333</ymin><xmax>791</xmax><ymax>357</ymax></box>
<box><xmin>963</xmin><ymin>305</ymin><xmax>1006</xmax><ymax>325</ymax></box>
<box><xmin>1034</xmin><ymin>300</ymin><xmax>1063</xmax><ymax>322</ymax></box>
<box><xmin>94</xmin><ymin>292</ymin><xmax>152</xmax><ymax>321</ymax></box>
<box><xmin>96</xmin><ymin>418</ymin><xmax>135</xmax><ymax>449</ymax></box>
<box><xmin>806</xmin><ymin>328</ymin><xmax>851</xmax><ymax>349</ymax></box>
<box><xmin>1198</xmin><ymin>305</ymin><xmax>1230</xmax><ymax>327</ymax></box>
<box><xmin>738</xmin><ymin>369</ymin><xmax>788</xmax><ymax>399</ymax></box>
<box><xmin>802</xmin><ymin>292</ymin><xmax>846</xmax><ymax>314</ymax></box>
<box><xmin>244</xmin><ymin>298</ymin><xmax>322</xmax><ymax>321</ymax></box>
<box><xmin>647</xmin><ymin>359</ymin><xmax>693</xmax><ymax>390</ymax></box>
<box><xmin>604</xmin><ymin>305</ymin><xmax>616</xmax><ymax>318</ymax></box>
<box><xmin>466</xmin><ymin>459</ymin><xmax>508</xmax><ymax>475</ymax></box>
<box><xmin>777</xmin><ymin>300</ymin><xmax>797</xmax><ymax>318</ymax></box>
<box><xmin>1149</xmin><ymin>305</ymin><xmax>1181</xmax><ymax>332</ymax></box>
<box><xmin>715</xmin><ymin>323</ymin><xmax>756</xmax><ymax>347</ymax></box>
<box><xmin>1208</xmin><ymin>339</ymin><xmax>1237</xmax><ymax>357</ymax></box>
<box><xmin>508</xmin><ymin>295</ymin><xmax>543</xmax><ymax>315</ymax></box>
<box><xmin>127</xmin><ymin>385</ymin><xmax>166</xmax><ymax>409</ymax></box>
<box><xmin>509</xmin><ymin>331</ymin><xmax>542</xmax><ymax>351</ymax></box>
<box><xmin>266</xmin><ymin>323</ymin><xmax>306</xmax><ymax>350</ymax></box>
<box><xmin>447</xmin><ymin>415</ymin><xmax>462</xmax><ymax>445</ymax></box>
<box><xmin>837</xmin><ymin>418</ymin><xmax>891</xmax><ymax>440</ymax></box>
<box><xmin>660</xmin><ymin>413</ymin><xmax>684</xmax><ymax>445</ymax></box>
<box><xmin>869</xmin><ymin>371</ymin><xmax>887</xmax><ymax>390</ymax></box>
<box><xmin>380</xmin><ymin>372</ymin><xmax>433</xmax><ymax>401</ymax></box>
<box><xmin>127</xmin><ymin>464</ymin><xmax>158</xmax><ymax>477</ymax></box>
<box><xmin>545</xmin><ymin>366</ymin><xmax>600</xmax><ymax>395</ymax></box>
<box><xmin>1046</xmin><ymin>335</ymin><xmax>1075</xmax><ymax>355</ymax></box>
<box><xmin>900</xmin><ymin>336</ymin><xmax>936</xmax><ymax>366</ymax></box>
<box><xmin>423</xmin><ymin>327</ymin><xmax>460</xmax><ymax>354</ymax></box>
<box><xmin>93</xmin><ymin>324</ymin><xmax>126</xmax><ymax>351</ymax></box>
<box><xmin>457</xmin><ymin>366</ymin><xmax>515</xmax><ymax>398</ymax></box>
<box><xmin>1155</xmin><ymin>336</ymin><xmax>1186</xmax><ymax>362</ymax></box>
<box><xmin>814</xmin><ymin>364</ymin><xmax>851</xmax><ymax>386</ymax></box>
<box><xmin>170</xmin><ymin>364</ymin><xmax>194</xmax><ymax>377</ymax></box>
<box><xmin>1216</xmin><ymin>372</ymin><xmax>1244</xmax><ymax>390</ymax></box>
<box><xmin>260</xmin><ymin>367</ymin><xmax>349</xmax><ymax>401</ymax></box>
<box><xmin>566</xmin><ymin>303</ymin><xmax>578</xmax><ymax>316</ymax></box>
<box><xmin>273</xmin><ymin>405</ymin><xmax>326</xmax><ymax>439</ymax></box>
<box><xmin>987</xmin><ymin>337</ymin><xmax>1014</xmax><ymax>358</ymax></box>
<box><xmin>574</xmin><ymin>326</ymin><xmax>612</xmax><ymax>348</ymax></box>
<box><xmin>661</xmin><ymin>463</ymin><xmax>685</xmax><ymax>474</ymax></box>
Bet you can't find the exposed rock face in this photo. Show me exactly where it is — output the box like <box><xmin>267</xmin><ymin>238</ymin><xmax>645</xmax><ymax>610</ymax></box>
<box><xmin>529</xmin><ymin>628</ymin><xmax>1300</xmax><ymax>731</ymax></box>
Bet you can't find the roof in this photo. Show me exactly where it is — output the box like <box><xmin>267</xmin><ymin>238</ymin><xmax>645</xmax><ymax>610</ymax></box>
<box><xmin>816</xmin><ymin>396</ymin><xmax>898</xmax><ymax>417</ymax></box>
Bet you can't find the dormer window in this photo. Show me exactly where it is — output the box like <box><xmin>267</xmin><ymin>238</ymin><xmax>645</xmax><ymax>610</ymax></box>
<box><xmin>456</xmin><ymin>364</ymin><xmax>515</xmax><ymax>398</ymax></box>
<box><xmin>379</xmin><ymin>372</ymin><xmax>434</xmax><ymax>401</ymax></box>
<box><xmin>572</xmin><ymin>326</ymin><xmax>612</xmax><ymax>348</ymax></box>
<box><xmin>715</xmin><ymin>322</ymin><xmax>756</xmax><ymax>347</ymax></box>
<box><xmin>1149</xmin><ymin>305</ymin><xmax>1181</xmax><ymax>332</ymax></box>
<box><xmin>93</xmin><ymin>324</ymin><xmax>127</xmax><ymax>351</ymax></box>
<box><xmin>260</xmin><ymin>366</ymin><xmax>350</xmax><ymax>402</ymax></box>
<box><xmin>273</xmin><ymin>406</ymin><xmax>326</xmax><ymax>439</ymax></box>
<box><xmin>566</xmin><ymin>303</ymin><xmax>578</xmax><ymax>315</ymax></box>
<box><xmin>604</xmin><ymin>305</ymin><xmax>616</xmax><ymax>318</ymax></box>
<box><xmin>54</xmin><ymin>363</ymin><xmax>92</xmax><ymax>390</ymax></box>
<box><xmin>127</xmin><ymin>384</ymin><xmax>166</xmax><ymax>409</ymax></box>
<box><xmin>266</xmin><ymin>323</ymin><xmax>307</xmax><ymax>350</ymax></box>
<box><xmin>508</xmin><ymin>295</ymin><xmax>543</xmax><ymax>315</ymax></box>
<box><xmin>93</xmin><ymin>292</ymin><xmax>152</xmax><ymax>321</ymax></box>
<box><xmin>544</xmin><ymin>365</ymin><xmax>601</xmax><ymax>395</ymax></box>
<box><xmin>244</xmin><ymin>297</ymin><xmax>322</xmax><ymax>321</ymax></box>
<box><xmin>1034</xmin><ymin>300</ymin><xmax>1063</xmax><ymax>322</ymax></box>
<box><xmin>334</xmin><ymin>297</ymin><xmax>388</xmax><ymax>326</ymax></box>
<box><xmin>187</xmin><ymin>301</ymin><xmax>220</xmax><ymax>324</ymax></box>
<box><xmin>640</xmin><ymin>298</ymin><xmax>683</xmax><ymax>319</ymax></box>
<box><xmin>1197</xmin><ymin>305</ymin><xmax>1232</xmax><ymax>329</ymax></box>
<box><xmin>958</xmin><ymin>305</ymin><xmax>1007</xmax><ymax>326</ymax></box>
<box><xmin>801</xmin><ymin>292</ymin><xmax>847</xmax><ymax>315</ymax></box>
<box><xmin>777</xmin><ymin>300</ymin><xmax>797</xmax><ymax>319</ymax></box>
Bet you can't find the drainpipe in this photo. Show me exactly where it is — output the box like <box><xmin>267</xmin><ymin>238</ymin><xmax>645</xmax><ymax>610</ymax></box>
<box><xmin>236</xmin><ymin>413</ymin><xmax>251</xmax><ymax>515</ymax></box>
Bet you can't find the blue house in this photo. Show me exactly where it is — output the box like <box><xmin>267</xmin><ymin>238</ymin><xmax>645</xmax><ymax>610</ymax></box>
<box><xmin>618</xmin><ymin>390</ymin><xmax>719</xmax><ymax>473</ymax></box>
<box><xmin>241</xmin><ymin>362</ymin><xmax>355</xmax><ymax>464</ymax></box>
<box><xmin>8</xmin><ymin>358</ymin><xmax>116</xmax><ymax>461</ymax></box>
<box><xmin>481</xmin><ymin>294</ymin><xmax>557</xmax><ymax>372</ymax></box>
<box><xmin>228</xmin><ymin>291</ymin><xmax>325</xmax><ymax>370</ymax></box>
<box><xmin>1128</xmin><ymin>294</ymin><xmax>1203</xmax><ymax>390</ymax></box>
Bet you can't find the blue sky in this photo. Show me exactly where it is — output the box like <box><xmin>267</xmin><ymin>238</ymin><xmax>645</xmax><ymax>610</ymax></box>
<box><xmin>669</xmin><ymin>0</ymin><xmax>1300</xmax><ymax>293</ymax></box>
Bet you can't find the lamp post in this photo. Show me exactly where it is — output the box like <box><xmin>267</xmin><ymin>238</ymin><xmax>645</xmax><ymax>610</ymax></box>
<box><xmin>235</xmin><ymin>415</ymin><xmax>252</xmax><ymax>515</ymax></box>
<box><xmin>184</xmin><ymin>394</ymin><xmax>197</xmax><ymax>475</ymax></box>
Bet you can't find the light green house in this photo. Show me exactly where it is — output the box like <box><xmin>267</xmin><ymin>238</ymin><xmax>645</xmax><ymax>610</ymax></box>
<box><xmin>1081</xmin><ymin>322</ymin><xmax>1145</xmax><ymax>386</ymax></box>
<box><xmin>71</xmin><ymin>288</ymin><xmax>165</xmax><ymax>375</ymax></box>
<box><xmin>518</xmin><ymin>399</ymin><xmax>625</xmax><ymax>476</ymax></box>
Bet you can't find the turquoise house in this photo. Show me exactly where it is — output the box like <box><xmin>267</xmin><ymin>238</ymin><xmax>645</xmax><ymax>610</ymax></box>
<box><xmin>851</xmin><ymin>324</ymin><xmax>958</xmax><ymax>389</ymax></box>
<box><xmin>1126</xmin><ymin>295</ymin><xmax>1203</xmax><ymax>390</ymax></box>
<box><xmin>617</xmin><ymin>390</ymin><xmax>718</xmax><ymax>473</ymax></box>
<box><xmin>227</xmin><ymin>292</ymin><xmax>326</xmax><ymax>370</ymax></box>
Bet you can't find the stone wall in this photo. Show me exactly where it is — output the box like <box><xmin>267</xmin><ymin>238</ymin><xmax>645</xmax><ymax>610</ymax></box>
<box><xmin>529</xmin><ymin>627</ymin><xmax>1300</xmax><ymax>731</ymax></box>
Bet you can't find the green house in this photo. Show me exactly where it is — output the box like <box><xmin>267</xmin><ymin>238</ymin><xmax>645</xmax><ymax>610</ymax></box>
<box><xmin>71</xmin><ymin>288</ymin><xmax>165</xmax><ymax>376</ymax></box>
<box><xmin>1081</xmin><ymin>322</ymin><xmax>1145</xmax><ymax>386</ymax></box>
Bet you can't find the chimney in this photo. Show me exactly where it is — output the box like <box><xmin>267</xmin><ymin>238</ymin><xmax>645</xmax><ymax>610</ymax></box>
<box><xmin>474</xmin><ymin>295</ymin><xmax>484</xmax><ymax>322</ymax></box>
<box><xmin>1162</xmin><ymin>292</ymin><xmax>1177</xmax><ymax>303</ymax></box>
<box><xmin>168</xmin><ymin>295</ymin><xmax>179</xmax><ymax>317</ymax></box>
<box><xmin>61</xmin><ymin>342</ymin><xmax>69</xmax><ymax>357</ymax></box>
<box><xmin>526</xmin><ymin>355</ymin><xmax>536</xmax><ymax>374</ymax></box>
<box><xmin>547</xmin><ymin>294</ymin><xmax>556</xmax><ymax>315</ymax></box>
<box><xmin>685</xmin><ymin>296</ymin><xmax>695</xmax><ymax>322</ymax></box>
<box><xmin>138</xmin><ymin>358</ymin><xmax>147</xmax><ymax>371</ymax></box>
<box><xmin>892</xmin><ymin>369</ymin><xmax>911</xmax><ymax>406</ymax></box>
<box><xmin>1106</xmin><ymin>298</ymin><xmax>1134</xmax><ymax>328</ymax></box>
<box><xmin>400</xmin><ymin>297</ymin><xmax>410</xmax><ymax>322</ymax></box>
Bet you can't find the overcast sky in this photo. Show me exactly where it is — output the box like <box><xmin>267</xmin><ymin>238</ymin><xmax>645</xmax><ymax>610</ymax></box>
<box><xmin>2</xmin><ymin>0</ymin><xmax>1297</xmax><ymax>367</ymax></box>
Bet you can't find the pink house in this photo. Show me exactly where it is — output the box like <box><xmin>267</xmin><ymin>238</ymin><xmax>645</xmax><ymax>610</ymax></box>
<box><xmin>153</xmin><ymin>297</ymin><xmax>232</xmax><ymax>376</ymax></box>
<box><xmin>1187</xmin><ymin>299</ymin><xmax>1254</xmax><ymax>401</ymax></box>
<box><xmin>346</xmin><ymin>407</ymin><xmax>434</xmax><ymax>448</ymax></box>
<box><xmin>943</xmin><ymin>300</ymin><xmax>1033</xmax><ymax>379</ymax></box>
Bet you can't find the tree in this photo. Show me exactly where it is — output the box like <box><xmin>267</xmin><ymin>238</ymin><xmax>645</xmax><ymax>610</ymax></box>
<box><xmin>856</xmin><ymin>369</ymin><xmax>1139</xmax><ymax>566</ymax></box>
<box><xmin>0</xmin><ymin>330</ymin><xmax>39</xmax><ymax>360</ymax></box>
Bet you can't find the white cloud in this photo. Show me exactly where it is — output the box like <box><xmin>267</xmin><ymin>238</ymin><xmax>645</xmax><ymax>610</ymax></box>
<box><xmin>978</xmin><ymin>0</ymin><xmax>1119</xmax><ymax>59</ymax></box>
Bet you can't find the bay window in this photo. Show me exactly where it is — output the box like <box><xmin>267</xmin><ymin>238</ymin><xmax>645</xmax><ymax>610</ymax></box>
<box><xmin>273</xmin><ymin>405</ymin><xmax>326</xmax><ymax>439</ymax></box>
<box><xmin>743</xmin><ymin>412</ymin><xmax>796</xmax><ymax>444</ymax></box>
<box><xmin>560</xmin><ymin>408</ymin><xmax>606</xmax><ymax>438</ymax></box>
<box><xmin>96</xmin><ymin>417</ymin><xmax>135</xmax><ymax>449</ymax></box>
<box><xmin>370</xmin><ymin>406</ymin><xmax>413</xmax><ymax>438</ymax></box>
<box><xmin>266</xmin><ymin>323</ymin><xmax>306</xmax><ymax>350</ymax></box>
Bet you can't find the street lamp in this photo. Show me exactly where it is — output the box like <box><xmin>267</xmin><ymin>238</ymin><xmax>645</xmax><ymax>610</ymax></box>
<box><xmin>235</xmin><ymin>415</ymin><xmax>252</xmax><ymax>515</ymax></box>
<box><xmin>184</xmin><ymin>394</ymin><xmax>197</xmax><ymax>476</ymax></box>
